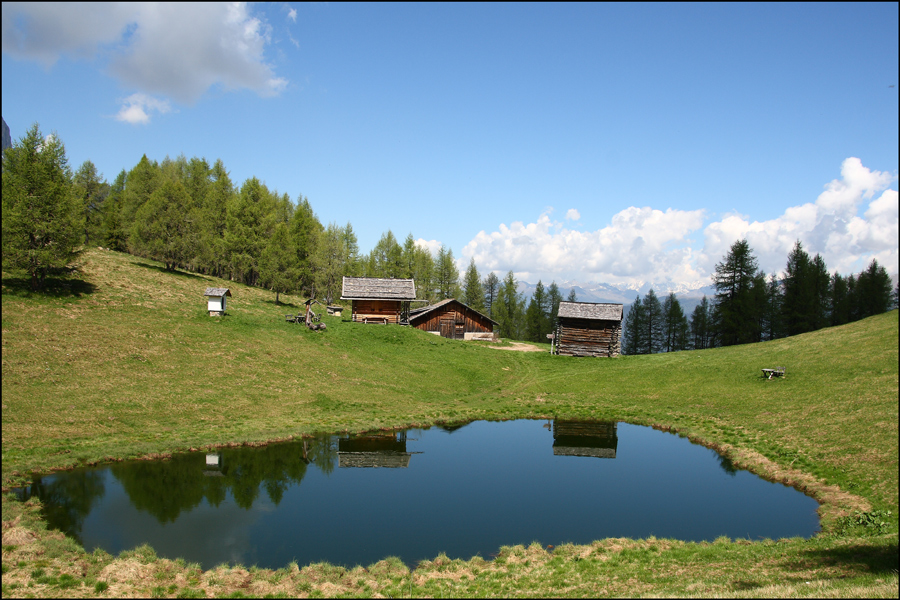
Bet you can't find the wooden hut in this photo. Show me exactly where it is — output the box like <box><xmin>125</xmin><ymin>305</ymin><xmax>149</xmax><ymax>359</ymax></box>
<box><xmin>552</xmin><ymin>420</ymin><xmax>618</xmax><ymax>458</ymax></box>
<box><xmin>203</xmin><ymin>287</ymin><xmax>231</xmax><ymax>316</ymax></box>
<box><xmin>553</xmin><ymin>301</ymin><xmax>623</xmax><ymax>357</ymax></box>
<box><xmin>408</xmin><ymin>298</ymin><xmax>498</xmax><ymax>340</ymax></box>
<box><xmin>341</xmin><ymin>276</ymin><xmax>416</xmax><ymax>324</ymax></box>
<box><xmin>337</xmin><ymin>432</ymin><xmax>412</xmax><ymax>468</ymax></box>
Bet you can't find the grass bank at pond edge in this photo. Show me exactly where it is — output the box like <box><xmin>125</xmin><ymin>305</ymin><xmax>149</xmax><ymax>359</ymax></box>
<box><xmin>2</xmin><ymin>249</ymin><xmax>898</xmax><ymax>598</ymax></box>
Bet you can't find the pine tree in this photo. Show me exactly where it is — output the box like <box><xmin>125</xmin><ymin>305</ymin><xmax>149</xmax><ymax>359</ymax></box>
<box><xmin>130</xmin><ymin>178</ymin><xmax>197</xmax><ymax>271</ymax></box>
<box><xmin>2</xmin><ymin>123</ymin><xmax>83</xmax><ymax>291</ymax></box>
<box><xmin>566</xmin><ymin>288</ymin><xmax>578</xmax><ymax>302</ymax></box>
<box><xmin>494</xmin><ymin>271</ymin><xmax>524</xmax><ymax>340</ymax></box>
<box><xmin>371</xmin><ymin>230</ymin><xmax>403</xmax><ymax>278</ymax></box>
<box><xmin>434</xmin><ymin>245</ymin><xmax>460</xmax><ymax>300</ymax></box>
<box><xmin>462</xmin><ymin>258</ymin><xmax>485</xmax><ymax>311</ymax></box>
<box><xmin>712</xmin><ymin>239</ymin><xmax>763</xmax><ymax>346</ymax></box>
<box><xmin>782</xmin><ymin>240</ymin><xmax>814</xmax><ymax>336</ymax></box>
<box><xmin>482</xmin><ymin>272</ymin><xmax>500</xmax><ymax>317</ymax></box>
<box><xmin>662</xmin><ymin>293</ymin><xmax>689</xmax><ymax>352</ymax></box>
<box><xmin>643</xmin><ymin>289</ymin><xmax>664</xmax><ymax>353</ymax></box>
<box><xmin>260</xmin><ymin>222</ymin><xmax>298</xmax><ymax>304</ymax></box>
<box><xmin>830</xmin><ymin>272</ymin><xmax>851</xmax><ymax>326</ymax></box>
<box><xmin>623</xmin><ymin>296</ymin><xmax>647</xmax><ymax>355</ymax></box>
<box><xmin>854</xmin><ymin>259</ymin><xmax>893</xmax><ymax>318</ymax></box>
<box><xmin>690</xmin><ymin>295</ymin><xmax>713</xmax><ymax>350</ymax></box>
<box><xmin>73</xmin><ymin>160</ymin><xmax>109</xmax><ymax>245</ymax></box>
<box><xmin>524</xmin><ymin>280</ymin><xmax>549</xmax><ymax>343</ymax></box>
<box><xmin>546</xmin><ymin>282</ymin><xmax>563</xmax><ymax>331</ymax></box>
<box><xmin>102</xmin><ymin>169</ymin><xmax>129</xmax><ymax>252</ymax></box>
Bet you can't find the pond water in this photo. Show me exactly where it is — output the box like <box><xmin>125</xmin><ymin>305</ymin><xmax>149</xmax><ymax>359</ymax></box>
<box><xmin>15</xmin><ymin>420</ymin><xmax>819</xmax><ymax>570</ymax></box>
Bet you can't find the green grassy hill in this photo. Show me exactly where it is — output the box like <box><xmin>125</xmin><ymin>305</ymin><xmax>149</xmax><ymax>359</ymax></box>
<box><xmin>2</xmin><ymin>248</ymin><xmax>898</xmax><ymax>598</ymax></box>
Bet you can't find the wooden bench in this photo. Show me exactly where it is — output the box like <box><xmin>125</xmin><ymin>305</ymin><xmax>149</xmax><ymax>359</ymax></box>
<box><xmin>762</xmin><ymin>366</ymin><xmax>786</xmax><ymax>379</ymax></box>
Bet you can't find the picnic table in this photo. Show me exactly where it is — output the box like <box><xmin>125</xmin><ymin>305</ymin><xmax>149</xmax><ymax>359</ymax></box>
<box><xmin>761</xmin><ymin>366</ymin><xmax>786</xmax><ymax>379</ymax></box>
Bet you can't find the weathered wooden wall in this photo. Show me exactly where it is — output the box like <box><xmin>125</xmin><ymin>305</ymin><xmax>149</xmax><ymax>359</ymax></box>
<box><xmin>556</xmin><ymin>317</ymin><xmax>621</xmax><ymax>357</ymax></box>
<box><xmin>351</xmin><ymin>299</ymin><xmax>402</xmax><ymax>324</ymax></box>
<box><xmin>412</xmin><ymin>303</ymin><xmax>495</xmax><ymax>339</ymax></box>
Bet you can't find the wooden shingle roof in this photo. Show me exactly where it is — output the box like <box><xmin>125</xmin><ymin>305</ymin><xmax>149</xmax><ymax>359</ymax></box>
<box><xmin>204</xmin><ymin>287</ymin><xmax>231</xmax><ymax>297</ymax></box>
<box><xmin>557</xmin><ymin>301</ymin><xmax>622</xmax><ymax>321</ymax></box>
<box><xmin>408</xmin><ymin>298</ymin><xmax>499</xmax><ymax>325</ymax></box>
<box><xmin>341</xmin><ymin>277</ymin><xmax>416</xmax><ymax>300</ymax></box>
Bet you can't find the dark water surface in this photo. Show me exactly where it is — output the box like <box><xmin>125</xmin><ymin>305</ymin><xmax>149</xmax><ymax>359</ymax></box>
<box><xmin>16</xmin><ymin>420</ymin><xmax>820</xmax><ymax>569</ymax></box>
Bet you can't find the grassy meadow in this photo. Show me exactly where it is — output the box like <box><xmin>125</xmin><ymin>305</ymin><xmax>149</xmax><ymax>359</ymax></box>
<box><xmin>2</xmin><ymin>248</ymin><xmax>898</xmax><ymax>598</ymax></box>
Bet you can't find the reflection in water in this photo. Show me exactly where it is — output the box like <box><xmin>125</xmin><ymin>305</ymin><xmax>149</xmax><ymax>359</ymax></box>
<box><xmin>338</xmin><ymin>431</ymin><xmax>413</xmax><ymax>468</ymax></box>
<box><xmin>14</xmin><ymin>420</ymin><xmax>820</xmax><ymax>571</ymax></box>
<box><xmin>551</xmin><ymin>420</ymin><xmax>618</xmax><ymax>458</ymax></box>
<box><xmin>15</xmin><ymin>469</ymin><xmax>106</xmax><ymax>546</ymax></box>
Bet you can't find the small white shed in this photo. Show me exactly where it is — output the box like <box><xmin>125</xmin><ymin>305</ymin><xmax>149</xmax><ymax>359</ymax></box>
<box><xmin>204</xmin><ymin>287</ymin><xmax>231</xmax><ymax>316</ymax></box>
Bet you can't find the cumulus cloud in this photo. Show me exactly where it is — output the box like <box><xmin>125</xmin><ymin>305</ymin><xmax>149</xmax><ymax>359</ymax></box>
<box><xmin>2</xmin><ymin>2</ymin><xmax>287</xmax><ymax>119</ymax></box>
<box><xmin>565</xmin><ymin>208</ymin><xmax>580</xmax><ymax>221</ymax></box>
<box><xmin>114</xmin><ymin>93</ymin><xmax>172</xmax><ymax>125</ymax></box>
<box><xmin>462</xmin><ymin>207</ymin><xmax>707</xmax><ymax>287</ymax></box>
<box><xmin>697</xmin><ymin>157</ymin><xmax>898</xmax><ymax>278</ymax></box>
<box><xmin>416</xmin><ymin>238</ymin><xmax>443</xmax><ymax>256</ymax></box>
<box><xmin>463</xmin><ymin>158</ymin><xmax>898</xmax><ymax>288</ymax></box>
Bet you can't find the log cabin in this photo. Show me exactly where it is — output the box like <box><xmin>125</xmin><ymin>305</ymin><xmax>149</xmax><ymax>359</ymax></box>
<box><xmin>552</xmin><ymin>420</ymin><xmax>618</xmax><ymax>458</ymax></box>
<box><xmin>408</xmin><ymin>298</ymin><xmax>499</xmax><ymax>340</ymax></box>
<box><xmin>341</xmin><ymin>276</ymin><xmax>416</xmax><ymax>324</ymax></box>
<box><xmin>553</xmin><ymin>301</ymin><xmax>623</xmax><ymax>357</ymax></box>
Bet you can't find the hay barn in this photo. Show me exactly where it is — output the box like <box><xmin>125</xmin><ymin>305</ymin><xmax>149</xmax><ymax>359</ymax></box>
<box><xmin>341</xmin><ymin>276</ymin><xmax>416</xmax><ymax>324</ymax></box>
<box><xmin>554</xmin><ymin>301</ymin><xmax>623</xmax><ymax>357</ymax></box>
<box><xmin>408</xmin><ymin>298</ymin><xmax>498</xmax><ymax>340</ymax></box>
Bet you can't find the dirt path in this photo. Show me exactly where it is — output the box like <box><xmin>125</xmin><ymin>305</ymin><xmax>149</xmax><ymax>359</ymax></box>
<box><xmin>488</xmin><ymin>341</ymin><xmax>546</xmax><ymax>352</ymax></box>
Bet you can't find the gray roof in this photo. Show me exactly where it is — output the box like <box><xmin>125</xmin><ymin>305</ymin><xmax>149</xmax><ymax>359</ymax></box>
<box><xmin>408</xmin><ymin>298</ymin><xmax>499</xmax><ymax>325</ymax></box>
<box><xmin>204</xmin><ymin>287</ymin><xmax>231</xmax><ymax>297</ymax></box>
<box><xmin>557</xmin><ymin>301</ymin><xmax>622</xmax><ymax>321</ymax></box>
<box><xmin>341</xmin><ymin>277</ymin><xmax>416</xmax><ymax>300</ymax></box>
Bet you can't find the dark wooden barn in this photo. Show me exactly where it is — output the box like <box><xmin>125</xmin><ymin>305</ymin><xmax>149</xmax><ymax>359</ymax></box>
<box><xmin>551</xmin><ymin>420</ymin><xmax>618</xmax><ymax>458</ymax></box>
<box><xmin>341</xmin><ymin>276</ymin><xmax>416</xmax><ymax>324</ymax></box>
<box><xmin>408</xmin><ymin>298</ymin><xmax>498</xmax><ymax>340</ymax></box>
<box><xmin>553</xmin><ymin>301</ymin><xmax>623</xmax><ymax>357</ymax></box>
<box><xmin>337</xmin><ymin>432</ymin><xmax>412</xmax><ymax>468</ymax></box>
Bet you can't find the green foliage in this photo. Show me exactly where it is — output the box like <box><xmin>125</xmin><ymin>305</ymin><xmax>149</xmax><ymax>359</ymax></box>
<box><xmin>73</xmin><ymin>160</ymin><xmax>110</xmax><ymax>246</ymax></box>
<box><xmin>833</xmin><ymin>510</ymin><xmax>893</xmax><ymax>536</ymax></box>
<box><xmin>1</xmin><ymin>123</ymin><xmax>83</xmax><ymax>291</ymax></box>
<box><xmin>462</xmin><ymin>258</ymin><xmax>485</xmax><ymax>311</ymax></box>
<box><xmin>712</xmin><ymin>239</ymin><xmax>765</xmax><ymax>346</ymax></box>
<box><xmin>493</xmin><ymin>270</ymin><xmax>524</xmax><ymax>339</ymax></box>
<box><xmin>482</xmin><ymin>271</ymin><xmax>500</xmax><ymax>318</ymax></box>
<box><xmin>259</xmin><ymin>222</ymin><xmax>298</xmax><ymax>304</ymax></box>
<box><xmin>434</xmin><ymin>244</ymin><xmax>460</xmax><ymax>300</ymax></box>
<box><xmin>130</xmin><ymin>178</ymin><xmax>198</xmax><ymax>271</ymax></box>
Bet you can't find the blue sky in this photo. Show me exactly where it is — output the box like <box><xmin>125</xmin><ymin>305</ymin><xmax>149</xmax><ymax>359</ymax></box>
<box><xmin>2</xmin><ymin>2</ymin><xmax>897</xmax><ymax>289</ymax></box>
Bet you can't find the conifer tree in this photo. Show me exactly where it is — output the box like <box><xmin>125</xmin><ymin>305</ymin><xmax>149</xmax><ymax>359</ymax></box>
<box><xmin>712</xmin><ymin>239</ymin><xmax>764</xmax><ymax>346</ymax></box>
<box><xmin>566</xmin><ymin>288</ymin><xmax>578</xmax><ymax>302</ymax></box>
<box><xmin>546</xmin><ymin>282</ymin><xmax>563</xmax><ymax>331</ymax></box>
<box><xmin>462</xmin><ymin>258</ymin><xmax>485</xmax><ymax>311</ymax></box>
<box><xmin>260</xmin><ymin>221</ymin><xmax>298</xmax><ymax>304</ymax></box>
<box><xmin>73</xmin><ymin>160</ymin><xmax>109</xmax><ymax>245</ymax></box>
<box><xmin>689</xmin><ymin>295</ymin><xmax>713</xmax><ymax>350</ymax></box>
<box><xmin>662</xmin><ymin>293</ymin><xmax>689</xmax><ymax>352</ymax></box>
<box><xmin>130</xmin><ymin>178</ymin><xmax>197</xmax><ymax>271</ymax></box>
<box><xmin>102</xmin><ymin>169</ymin><xmax>129</xmax><ymax>252</ymax></box>
<box><xmin>2</xmin><ymin>123</ymin><xmax>83</xmax><ymax>291</ymax></box>
<box><xmin>494</xmin><ymin>271</ymin><xmax>524</xmax><ymax>339</ymax></box>
<box><xmin>623</xmin><ymin>296</ymin><xmax>646</xmax><ymax>354</ymax></box>
<box><xmin>643</xmin><ymin>289</ymin><xmax>664</xmax><ymax>353</ymax></box>
<box><xmin>482</xmin><ymin>272</ymin><xmax>500</xmax><ymax>317</ymax></box>
<box><xmin>434</xmin><ymin>245</ymin><xmax>460</xmax><ymax>300</ymax></box>
<box><xmin>524</xmin><ymin>280</ymin><xmax>549</xmax><ymax>342</ymax></box>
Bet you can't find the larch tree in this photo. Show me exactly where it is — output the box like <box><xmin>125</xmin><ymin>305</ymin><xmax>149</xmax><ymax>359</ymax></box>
<box><xmin>2</xmin><ymin>123</ymin><xmax>83</xmax><ymax>291</ymax></box>
<box><xmin>462</xmin><ymin>258</ymin><xmax>485</xmax><ymax>311</ymax></box>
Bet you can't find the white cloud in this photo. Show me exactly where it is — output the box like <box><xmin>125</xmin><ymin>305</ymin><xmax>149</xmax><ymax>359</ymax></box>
<box><xmin>463</xmin><ymin>208</ymin><xmax>707</xmax><ymax>286</ymax></box>
<box><xmin>565</xmin><ymin>208</ymin><xmax>580</xmax><ymax>221</ymax></box>
<box><xmin>287</xmin><ymin>7</ymin><xmax>298</xmax><ymax>23</ymax></box>
<box><xmin>697</xmin><ymin>157</ymin><xmax>898</xmax><ymax>278</ymax></box>
<box><xmin>114</xmin><ymin>93</ymin><xmax>172</xmax><ymax>125</ymax></box>
<box><xmin>2</xmin><ymin>2</ymin><xmax>287</xmax><ymax>107</ymax></box>
<box><xmin>463</xmin><ymin>158</ymin><xmax>898</xmax><ymax>288</ymax></box>
<box><xmin>415</xmin><ymin>238</ymin><xmax>443</xmax><ymax>256</ymax></box>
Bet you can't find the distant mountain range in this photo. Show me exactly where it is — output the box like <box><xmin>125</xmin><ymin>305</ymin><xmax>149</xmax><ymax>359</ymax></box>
<box><xmin>516</xmin><ymin>279</ymin><xmax>717</xmax><ymax>310</ymax></box>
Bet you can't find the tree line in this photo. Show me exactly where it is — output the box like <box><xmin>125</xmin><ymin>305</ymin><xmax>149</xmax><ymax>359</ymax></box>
<box><xmin>4</xmin><ymin>124</ymin><xmax>895</xmax><ymax>346</ymax></box>
<box><xmin>623</xmin><ymin>239</ymin><xmax>896</xmax><ymax>354</ymax></box>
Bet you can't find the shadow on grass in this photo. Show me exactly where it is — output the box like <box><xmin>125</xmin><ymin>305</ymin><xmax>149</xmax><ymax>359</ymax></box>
<box><xmin>1</xmin><ymin>275</ymin><xmax>97</xmax><ymax>298</ymax></box>
<box><xmin>796</xmin><ymin>540</ymin><xmax>899</xmax><ymax>576</ymax></box>
<box><xmin>263</xmin><ymin>299</ymin><xmax>302</xmax><ymax>310</ymax></box>
<box><xmin>130</xmin><ymin>261</ymin><xmax>208</xmax><ymax>280</ymax></box>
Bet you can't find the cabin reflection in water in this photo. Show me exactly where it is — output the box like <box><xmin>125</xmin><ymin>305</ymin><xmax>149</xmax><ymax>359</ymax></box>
<box><xmin>551</xmin><ymin>421</ymin><xmax>618</xmax><ymax>458</ymax></box>
<box><xmin>338</xmin><ymin>431</ymin><xmax>413</xmax><ymax>468</ymax></box>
